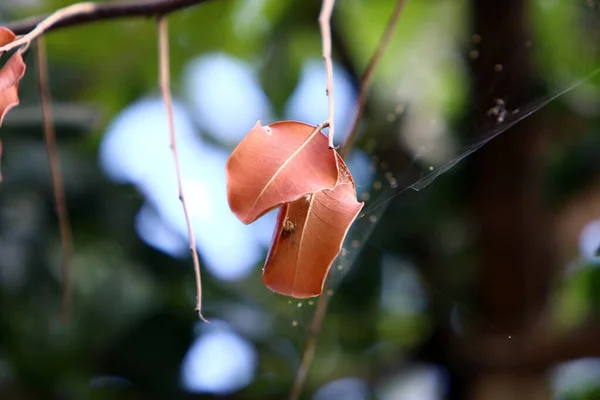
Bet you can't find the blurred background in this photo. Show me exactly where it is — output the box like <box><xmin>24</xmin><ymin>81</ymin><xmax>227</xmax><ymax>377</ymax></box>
<box><xmin>1</xmin><ymin>0</ymin><xmax>600</xmax><ymax>399</ymax></box>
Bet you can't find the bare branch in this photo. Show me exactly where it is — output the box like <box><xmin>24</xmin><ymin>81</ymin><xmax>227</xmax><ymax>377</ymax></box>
<box><xmin>288</xmin><ymin>280</ymin><xmax>332</xmax><ymax>400</ymax></box>
<box><xmin>340</xmin><ymin>0</ymin><xmax>407</xmax><ymax>158</ymax></box>
<box><xmin>35</xmin><ymin>35</ymin><xmax>74</xmax><ymax>322</ymax></box>
<box><xmin>319</xmin><ymin>0</ymin><xmax>336</xmax><ymax>149</ymax></box>
<box><xmin>157</xmin><ymin>16</ymin><xmax>207</xmax><ymax>321</ymax></box>
<box><xmin>4</xmin><ymin>0</ymin><xmax>215</xmax><ymax>39</ymax></box>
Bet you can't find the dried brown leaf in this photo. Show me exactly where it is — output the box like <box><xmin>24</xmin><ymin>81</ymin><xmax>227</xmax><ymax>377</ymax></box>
<box><xmin>0</xmin><ymin>27</ymin><xmax>26</xmax><ymax>126</ymax></box>
<box><xmin>262</xmin><ymin>154</ymin><xmax>363</xmax><ymax>297</ymax></box>
<box><xmin>226</xmin><ymin>121</ymin><xmax>339</xmax><ymax>225</ymax></box>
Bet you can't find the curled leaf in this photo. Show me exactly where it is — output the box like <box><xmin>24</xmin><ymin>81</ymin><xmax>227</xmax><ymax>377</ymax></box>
<box><xmin>262</xmin><ymin>154</ymin><xmax>363</xmax><ymax>298</ymax></box>
<box><xmin>0</xmin><ymin>27</ymin><xmax>26</xmax><ymax>127</ymax></box>
<box><xmin>226</xmin><ymin>121</ymin><xmax>339</xmax><ymax>224</ymax></box>
<box><xmin>0</xmin><ymin>27</ymin><xmax>26</xmax><ymax>182</ymax></box>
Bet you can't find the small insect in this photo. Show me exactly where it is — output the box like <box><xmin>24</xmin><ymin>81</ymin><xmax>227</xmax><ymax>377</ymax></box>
<box><xmin>283</xmin><ymin>218</ymin><xmax>296</xmax><ymax>234</ymax></box>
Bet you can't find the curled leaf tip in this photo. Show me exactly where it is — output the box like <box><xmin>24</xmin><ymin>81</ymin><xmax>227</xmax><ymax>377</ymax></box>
<box><xmin>0</xmin><ymin>27</ymin><xmax>26</xmax><ymax>128</ymax></box>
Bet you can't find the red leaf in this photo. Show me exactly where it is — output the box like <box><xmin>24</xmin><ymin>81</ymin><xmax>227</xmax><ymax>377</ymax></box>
<box><xmin>226</xmin><ymin>121</ymin><xmax>339</xmax><ymax>224</ymax></box>
<box><xmin>0</xmin><ymin>27</ymin><xmax>26</xmax><ymax>182</ymax></box>
<box><xmin>0</xmin><ymin>27</ymin><xmax>26</xmax><ymax>127</ymax></box>
<box><xmin>262</xmin><ymin>154</ymin><xmax>364</xmax><ymax>298</ymax></box>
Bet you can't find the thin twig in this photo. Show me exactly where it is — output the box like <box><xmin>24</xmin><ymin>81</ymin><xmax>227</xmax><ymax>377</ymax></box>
<box><xmin>288</xmin><ymin>280</ymin><xmax>332</xmax><ymax>400</ymax></box>
<box><xmin>289</xmin><ymin>1</ymin><xmax>407</xmax><ymax>398</ymax></box>
<box><xmin>4</xmin><ymin>0</ymin><xmax>214</xmax><ymax>39</ymax></box>
<box><xmin>157</xmin><ymin>16</ymin><xmax>207</xmax><ymax>321</ymax></box>
<box><xmin>340</xmin><ymin>0</ymin><xmax>407</xmax><ymax>158</ymax></box>
<box><xmin>319</xmin><ymin>0</ymin><xmax>336</xmax><ymax>149</ymax></box>
<box><xmin>35</xmin><ymin>35</ymin><xmax>74</xmax><ymax>322</ymax></box>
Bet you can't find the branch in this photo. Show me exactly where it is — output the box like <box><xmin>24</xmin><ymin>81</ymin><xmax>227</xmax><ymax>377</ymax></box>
<box><xmin>340</xmin><ymin>0</ymin><xmax>407</xmax><ymax>158</ymax></box>
<box><xmin>288</xmin><ymin>281</ymin><xmax>332</xmax><ymax>400</ymax></box>
<box><xmin>3</xmin><ymin>0</ymin><xmax>214</xmax><ymax>40</ymax></box>
<box><xmin>35</xmin><ymin>35</ymin><xmax>74</xmax><ymax>322</ymax></box>
<box><xmin>290</xmin><ymin>1</ymin><xmax>407</xmax><ymax>398</ymax></box>
<box><xmin>157</xmin><ymin>16</ymin><xmax>207</xmax><ymax>321</ymax></box>
<box><xmin>319</xmin><ymin>0</ymin><xmax>336</xmax><ymax>149</ymax></box>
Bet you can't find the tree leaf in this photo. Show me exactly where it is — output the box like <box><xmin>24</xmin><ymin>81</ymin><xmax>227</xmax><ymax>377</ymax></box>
<box><xmin>0</xmin><ymin>27</ymin><xmax>26</xmax><ymax>182</ymax></box>
<box><xmin>0</xmin><ymin>27</ymin><xmax>26</xmax><ymax>127</ymax></box>
<box><xmin>226</xmin><ymin>120</ymin><xmax>339</xmax><ymax>225</ymax></box>
<box><xmin>262</xmin><ymin>154</ymin><xmax>364</xmax><ymax>298</ymax></box>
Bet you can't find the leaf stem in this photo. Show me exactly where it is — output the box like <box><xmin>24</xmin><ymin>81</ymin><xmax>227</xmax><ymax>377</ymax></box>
<box><xmin>157</xmin><ymin>16</ymin><xmax>207</xmax><ymax>321</ymax></box>
<box><xmin>319</xmin><ymin>0</ymin><xmax>336</xmax><ymax>149</ymax></box>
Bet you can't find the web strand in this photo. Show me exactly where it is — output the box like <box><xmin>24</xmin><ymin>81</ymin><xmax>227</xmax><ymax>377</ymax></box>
<box><xmin>356</xmin><ymin>65</ymin><xmax>600</xmax><ymax>220</ymax></box>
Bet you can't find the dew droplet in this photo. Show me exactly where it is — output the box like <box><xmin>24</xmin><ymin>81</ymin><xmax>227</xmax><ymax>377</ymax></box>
<box><xmin>341</xmin><ymin>248</ymin><xmax>347</xmax><ymax>256</ymax></box>
<box><xmin>292</xmin><ymin>320</ymin><xmax>298</xmax><ymax>327</ymax></box>
<box><xmin>373</xmin><ymin>181</ymin><xmax>382</xmax><ymax>190</ymax></box>
<box><xmin>360</xmin><ymin>193</ymin><xmax>370</xmax><ymax>201</ymax></box>
<box><xmin>327</xmin><ymin>289</ymin><xmax>334</xmax><ymax>296</ymax></box>
<box><xmin>297</xmin><ymin>302</ymin><xmax>303</xmax><ymax>308</ymax></box>
<box><xmin>351</xmin><ymin>239</ymin><xmax>360</xmax><ymax>248</ymax></box>
<box><xmin>308</xmin><ymin>300</ymin><xmax>314</xmax><ymax>306</ymax></box>
<box><xmin>429</xmin><ymin>166</ymin><xmax>434</xmax><ymax>171</ymax></box>
<box><xmin>337</xmin><ymin>264</ymin><xmax>343</xmax><ymax>270</ymax></box>
<box><xmin>369</xmin><ymin>215</ymin><xmax>377</xmax><ymax>223</ymax></box>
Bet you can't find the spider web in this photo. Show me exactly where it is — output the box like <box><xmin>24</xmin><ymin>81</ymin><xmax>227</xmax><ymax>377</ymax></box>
<box><xmin>283</xmin><ymin>10</ymin><xmax>600</xmax><ymax>335</ymax></box>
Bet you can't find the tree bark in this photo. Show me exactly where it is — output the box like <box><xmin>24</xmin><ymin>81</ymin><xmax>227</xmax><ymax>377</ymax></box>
<box><xmin>470</xmin><ymin>0</ymin><xmax>553</xmax><ymax>333</ymax></box>
<box><xmin>467</xmin><ymin>0</ymin><xmax>555</xmax><ymax>397</ymax></box>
